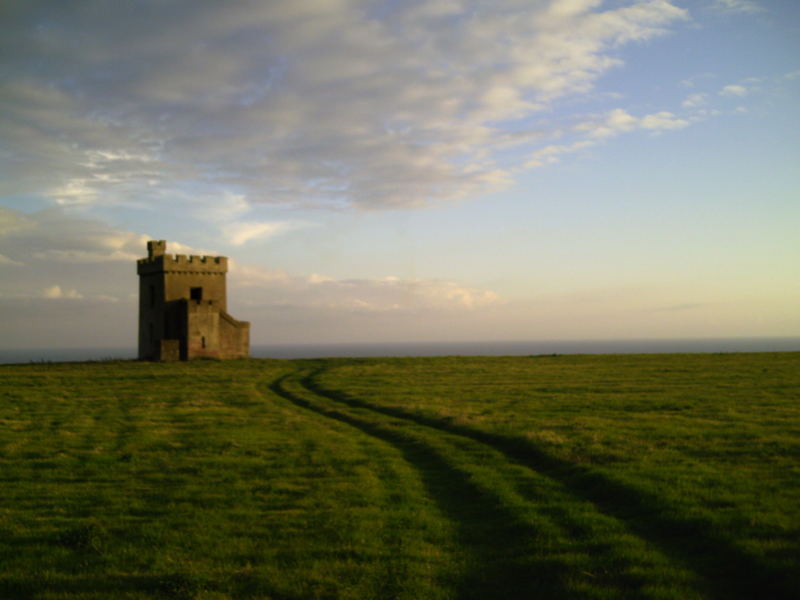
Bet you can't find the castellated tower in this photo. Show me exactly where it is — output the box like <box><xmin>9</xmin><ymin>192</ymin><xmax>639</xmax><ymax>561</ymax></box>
<box><xmin>137</xmin><ymin>240</ymin><xmax>250</xmax><ymax>360</ymax></box>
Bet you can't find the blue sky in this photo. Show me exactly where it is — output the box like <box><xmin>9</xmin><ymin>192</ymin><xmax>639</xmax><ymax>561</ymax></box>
<box><xmin>1</xmin><ymin>0</ymin><xmax>798</xmax><ymax>348</ymax></box>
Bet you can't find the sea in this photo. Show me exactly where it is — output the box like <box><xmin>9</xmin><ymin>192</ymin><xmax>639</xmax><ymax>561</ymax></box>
<box><xmin>1</xmin><ymin>337</ymin><xmax>799</xmax><ymax>365</ymax></box>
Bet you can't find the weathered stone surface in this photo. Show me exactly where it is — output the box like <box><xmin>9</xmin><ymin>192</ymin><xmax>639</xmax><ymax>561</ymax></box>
<box><xmin>137</xmin><ymin>241</ymin><xmax>249</xmax><ymax>360</ymax></box>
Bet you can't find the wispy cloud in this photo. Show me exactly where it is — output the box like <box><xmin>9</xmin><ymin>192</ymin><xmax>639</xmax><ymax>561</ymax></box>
<box><xmin>575</xmin><ymin>108</ymin><xmax>689</xmax><ymax>139</ymax></box>
<box><xmin>682</xmin><ymin>92</ymin><xmax>709</xmax><ymax>108</ymax></box>
<box><xmin>0</xmin><ymin>253</ymin><xmax>22</xmax><ymax>266</ymax></box>
<box><xmin>711</xmin><ymin>0</ymin><xmax>763</xmax><ymax>15</ymax></box>
<box><xmin>720</xmin><ymin>84</ymin><xmax>748</xmax><ymax>97</ymax></box>
<box><xmin>525</xmin><ymin>141</ymin><xmax>596</xmax><ymax>169</ymax></box>
<box><xmin>223</xmin><ymin>221</ymin><xmax>300</xmax><ymax>246</ymax></box>
<box><xmin>231</xmin><ymin>263</ymin><xmax>502</xmax><ymax>313</ymax></box>
<box><xmin>42</xmin><ymin>285</ymin><xmax>83</xmax><ymax>300</ymax></box>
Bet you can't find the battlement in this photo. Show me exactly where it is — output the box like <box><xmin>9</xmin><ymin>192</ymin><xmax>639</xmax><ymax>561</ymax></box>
<box><xmin>137</xmin><ymin>243</ymin><xmax>228</xmax><ymax>275</ymax></box>
<box><xmin>147</xmin><ymin>240</ymin><xmax>166</xmax><ymax>258</ymax></box>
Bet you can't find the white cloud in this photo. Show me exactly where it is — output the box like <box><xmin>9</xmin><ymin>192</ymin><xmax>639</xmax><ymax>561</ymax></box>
<box><xmin>711</xmin><ymin>0</ymin><xmax>763</xmax><ymax>14</ymax></box>
<box><xmin>43</xmin><ymin>285</ymin><xmax>83</xmax><ymax>299</ymax></box>
<box><xmin>688</xmin><ymin>108</ymin><xmax>722</xmax><ymax>122</ymax></box>
<box><xmin>522</xmin><ymin>107</ymin><xmax>690</xmax><ymax>169</ymax></box>
<box><xmin>576</xmin><ymin>108</ymin><xmax>689</xmax><ymax>139</ymax></box>
<box><xmin>308</xmin><ymin>273</ymin><xmax>335</xmax><ymax>284</ymax></box>
<box><xmin>0</xmin><ymin>253</ymin><xmax>22</xmax><ymax>266</ymax></box>
<box><xmin>720</xmin><ymin>84</ymin><xmax>748</xmax><ymax>97</ymax></box>
<box><xmin>1</xmin><ymin>0</ymin><xmax>689</xmax><ymax>211</ymax></box>
<box><xmin>192</xmin><ymin>192</ymin><xmax>251</xmax><ymax>226</ymax></box>
<box><xmin>31</xmin><ymin>249</ymin><xmax>141</xmax><ymax>263</ymax></box>
<box><xmin>0</xmin><ymin>207</ymin><xmax>151</xmax><ymax>264</ymax></box>
<box><xmin>639</xmin><ymin>111</ymin><xmax>689</xmax><ymax>131</ymax></box>
<box><xmin>680</xmin><ymin>76</ymin><xmax>773</xmax><ymax>121</ymax></box>
<box><xmin>230</xmin><ymin>262</ymin><xmax>502</xmax><ymax>313</ymax></box>
<box><xmin>682</xmin><ymin>92</ymin><xmax>709</xmax><ymax>108</ymax></box>
<box><xmin>223</xmin><ymin>221</ymin><xmax>297</xmax><ymax>246</ymax></box>
<box><xmin>0</xmin><ymin>207</ymin><xmax>34</xmax><ymax>235</ymax></box>
<box><xmin>679</xmin><ymin>73</ymin><xmax>716</xmax><ymax>89</ymax></box>
<box><xmin>525</xmin><ymin>141</ymin><xmax>595</xmax><ymax>168</ymax></box>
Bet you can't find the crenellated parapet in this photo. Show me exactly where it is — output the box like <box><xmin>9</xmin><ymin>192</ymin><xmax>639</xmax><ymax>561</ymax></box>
<box><xmin>137</xmin><ymin>252</ymin><xmax>228</xmax><ymax>275</ymax></box>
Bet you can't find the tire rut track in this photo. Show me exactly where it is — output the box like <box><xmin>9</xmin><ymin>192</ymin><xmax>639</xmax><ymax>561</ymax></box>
<box><xmin>305</xmin><ymin>365</ymin><xmax>798</xmax><ymax>600</ymax></box>
<box><xmin>257</xmin><ymin>369</ymin><xmax>457</xmax><ymax>600</ymax></box>
<box><xmin>271</xmin><ymin>368</ymin><xmax>680</xmax><ymax>599</ymax></box>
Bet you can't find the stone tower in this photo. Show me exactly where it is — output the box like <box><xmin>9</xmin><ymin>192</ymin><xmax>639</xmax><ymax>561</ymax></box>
<box><xmin>137</xmin><ymin>240</ymin><xmax>249</xmax><ymax>360</ymax></box>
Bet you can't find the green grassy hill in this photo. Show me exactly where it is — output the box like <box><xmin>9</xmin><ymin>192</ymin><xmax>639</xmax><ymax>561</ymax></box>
<box><xmin>1</xmin><ymin>353</ymin><xmax>798</xmax><ymax>599</ymax></box>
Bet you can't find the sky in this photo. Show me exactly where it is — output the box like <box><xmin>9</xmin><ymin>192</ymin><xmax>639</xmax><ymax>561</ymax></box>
<box><xmin>1</xmin><ymin>0</ymin><xmax>798</xmax><ymax>349</ymax></box>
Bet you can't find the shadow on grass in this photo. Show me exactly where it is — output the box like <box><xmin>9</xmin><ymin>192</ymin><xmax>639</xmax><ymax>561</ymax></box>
<box><xmin>0</xmin><ymin>527</ymin><xmax>303</xmax><ymax>599</ymax></box>
<box><xmin>0</xmin><ymin>571</ymin><xmax>302</xmax><ymax>600</ymax></box>
<box><xmin>270</xmin><ymin>373</ymin><xmax>610</xmax><ymax>600</ymax></box>
<box><xmin>303</xmin><ymin>365</ymin><xmax>798</xmax><ymax>600</ymax></box>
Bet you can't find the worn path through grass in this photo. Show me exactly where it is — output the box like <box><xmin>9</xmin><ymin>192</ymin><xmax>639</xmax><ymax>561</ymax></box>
<box><xmin>273</xmin><ymin>369</ymin><xmax>704</xmax><ymax>599</ymax></box>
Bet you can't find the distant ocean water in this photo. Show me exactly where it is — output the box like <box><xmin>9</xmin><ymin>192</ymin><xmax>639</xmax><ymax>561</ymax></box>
<box><xmin>1</xmin><ymin>337</ymin><xmax>799</xmax><ymax>364</ymax></box>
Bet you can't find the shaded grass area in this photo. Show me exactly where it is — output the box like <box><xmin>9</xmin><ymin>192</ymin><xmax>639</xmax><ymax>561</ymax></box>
<box><xmin>0</xmin><ymin>353</ymin><xmax>798</xmax><ymax>598</ymax></box>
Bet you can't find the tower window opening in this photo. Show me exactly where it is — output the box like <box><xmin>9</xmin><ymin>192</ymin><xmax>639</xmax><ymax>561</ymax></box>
<box><xmin>201</xmin><ymin>336</ymin><xmax>206</xmax><ymax>349</ymax></box>
<box><xmin>191</xmin><ymin>287</ymin><xmax>203</xmax><ymax>301</ymax></box>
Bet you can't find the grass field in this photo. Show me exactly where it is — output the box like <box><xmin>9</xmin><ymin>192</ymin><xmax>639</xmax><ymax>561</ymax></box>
<box><xmin>0</xmin><ymin>353</ymin><xmax>798</xmax><ymax>599</ymax></box>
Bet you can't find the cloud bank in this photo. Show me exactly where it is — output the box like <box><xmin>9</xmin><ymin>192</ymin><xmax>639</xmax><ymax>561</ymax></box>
<box><xmin>1</xmin><ymin>205</ymin><xmax>794</xmax><ymax>348</ymax></box>
<box><xmin>2</xmin><ymin>0</ymin><xmax>688</xmax><ymax>212</ymax></box>
<box><xmin>0</xmin><ymin>207</ymin><xmax>503</xmax><ymax>346</ymax></box>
